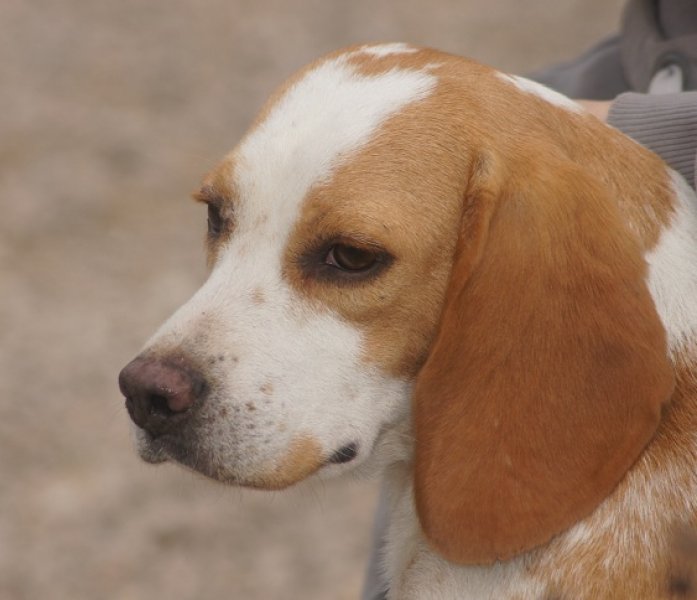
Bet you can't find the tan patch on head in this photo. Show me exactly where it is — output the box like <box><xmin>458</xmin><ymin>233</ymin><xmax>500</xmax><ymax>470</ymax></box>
<box><xmin>284</xmin><ymin>175</ymin><xmax>460</xmax><ymax>377</ymax></box>
<box><xmin>281</xmin><ymin>53</ymin><xmax>469</xmax><ymax>378</ymax></box>
<box><xmin>281</xmin><ymin>48</ymin><xmax>675</xmax><ymax>383</ymax></box>
<box><xmin>245</xmin><ymin>436</ymin><xmax>323</xmax><ymax>490</ymax></box>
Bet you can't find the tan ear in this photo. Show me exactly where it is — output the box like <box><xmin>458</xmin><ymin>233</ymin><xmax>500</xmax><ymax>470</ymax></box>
<box><xmin>413</xmin><ymin>155</ymin><xmax>674</xmax><ymax>564</ymax></box>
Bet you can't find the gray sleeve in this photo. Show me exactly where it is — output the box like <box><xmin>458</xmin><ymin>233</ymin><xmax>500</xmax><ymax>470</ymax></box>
<box><xmin>607</xmin><ymin>91</ymin><xmax>697</xmax><ymax>189</ymax></box>
<box><xmin>528</xmin><ymin>35</ymin><xmax>630</xmax><ymax>100</ymax></box>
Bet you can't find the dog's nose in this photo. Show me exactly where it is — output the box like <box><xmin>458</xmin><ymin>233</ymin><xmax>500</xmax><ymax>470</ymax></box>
<box><xmin>119</xmin><ymin>356</ymin><xmax>206</xmax><ymax>436</ymax></box>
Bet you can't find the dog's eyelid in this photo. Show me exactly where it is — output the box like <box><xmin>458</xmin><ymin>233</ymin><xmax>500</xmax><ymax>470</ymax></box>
<box><xmin>327</xmin><ymin>233</ymin><xmax>390</xmax><ymax>254</ymax></box>
<box><xmin>296</xmin><ymin>234</ymin><xmax>394</xmax><ymax>284</ymax></box>
<box><xmin>192</xmin><ymin>186</ymin><xmax>214</xmax><ymax>204</ymax></box>
<box><xmin>315</xmin><ymin>235</ymin><xmax>395</xmax><ymax>266</ymax></box>
<box><xmin>194</xmin><ymin>187</ymin><xmax>237</xmax><ymax>233</ymax></box>
<box><xmin>192</xmin><ymin>186</ymin><xmax>231</xmax><ymax>210</ymax></box>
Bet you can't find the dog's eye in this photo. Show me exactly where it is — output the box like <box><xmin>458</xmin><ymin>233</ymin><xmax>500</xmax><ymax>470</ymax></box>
<box><xmin>207</xmin><ymin>203</ymin><xmax>223</xmax><ymax>237</ymax></box>
<box><xmin>301</xmin><ymin>239</ymin><xmax>392</xmax><ymax>283</ymax></box>
<box><xmin>326</xmin><ymin>244</ymin><xmax>378</xmax><ymax>272</ymax></box>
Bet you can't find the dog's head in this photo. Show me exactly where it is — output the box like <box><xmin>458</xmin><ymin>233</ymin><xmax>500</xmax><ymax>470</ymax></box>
<box><xmin>120</xmin><ymin>44</ymin><xmax>675</xmax><ymax>563</ymax></box>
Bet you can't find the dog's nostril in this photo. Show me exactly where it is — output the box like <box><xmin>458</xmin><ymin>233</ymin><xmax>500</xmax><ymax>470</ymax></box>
<box><xmin>119</xmin><ymin>355</ymin><xmax>207</xmax><ymax>436</ymax></box>
<box><xmin>149</xmin><ymin>393</ymin><xmax>176</xmax><ymax>417</ymax></box>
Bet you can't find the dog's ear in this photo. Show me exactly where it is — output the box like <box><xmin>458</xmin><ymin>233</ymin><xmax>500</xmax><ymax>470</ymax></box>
<box><xmin>413</xmin><ymin>154</ymin><xmax>674</xmax><ymax>564</ymax></box>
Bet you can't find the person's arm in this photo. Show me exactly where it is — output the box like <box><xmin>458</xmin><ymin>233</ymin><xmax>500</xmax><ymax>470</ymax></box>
<box><xmin>576</xmin><ymin>99</ymin><xmax>612</xmax><ymax>121</ymax></box>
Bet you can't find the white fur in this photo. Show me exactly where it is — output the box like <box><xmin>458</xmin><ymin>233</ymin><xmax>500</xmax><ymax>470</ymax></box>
<box><xmin>382</xmin><ymin>463</ymin><xmax>543</xmax><ymax>600</ymax></box>
<box><xmin>135</xmin><ymin>54</ymin><xmax>435</xmax><ymax>484</ymax></box>
<box><xmin>357</xmin><ymin>42</ymin><xmax>419</xmax><ymax>58</ymax></box>
<box><xmin>646</xmin><ymin>170</ymin><xmax>697</xmax><ymax>355</ymax></box>
<box><xmin>497</xmin><ymin>73</ymin><xmax>583</xmax><ymax>113</ymax></box>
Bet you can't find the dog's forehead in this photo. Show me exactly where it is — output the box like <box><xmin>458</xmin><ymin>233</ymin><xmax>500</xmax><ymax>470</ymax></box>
<box><xmin>213</xmin><ymin>46</ymin><xmax>438</xmax><ymax>230</ymax></box>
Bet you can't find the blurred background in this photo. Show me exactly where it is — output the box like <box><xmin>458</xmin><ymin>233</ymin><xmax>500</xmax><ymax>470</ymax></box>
<box><xmin>0</xmin><ymin>1</ymin><xmax>624</xmax><ymax>598</ymax></box>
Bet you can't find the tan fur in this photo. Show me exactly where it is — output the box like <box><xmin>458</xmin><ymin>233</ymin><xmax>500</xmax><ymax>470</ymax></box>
<box><xmin>245</xmin><ymin>435</ymin><xmax>323</xmax><ymax>490</ymax></box>
<box><xmin>282</xmin><ymin>142</ymin><xmax>463</xmax><ymax>377</ymax></box>
<box><xmin>414</xmin><ymin>147</ymin><xmax>675</xmax><ymax>563</ymax></box>
<box><xmin>282</xmin><ymin>49</ymin><xmax>675</xmax><ymax>381</ymax></box>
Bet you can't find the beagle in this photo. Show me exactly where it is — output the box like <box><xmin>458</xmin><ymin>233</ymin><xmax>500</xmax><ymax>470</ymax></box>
<box><xmin>119</xmin><ymin>44</ymin><xmax>697</xmax><ymax>599</ymax></box>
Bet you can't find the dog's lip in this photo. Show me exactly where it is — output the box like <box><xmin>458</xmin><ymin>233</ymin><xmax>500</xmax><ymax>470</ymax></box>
<box><xmin>135</xmin><ymin>428</ymin><xmax>170</xmax><ymax>464</ymax></box>
<box><xmin>136</xmin><ymin>425</ymin><xmax>367</xmax><ymax>485</ymax></box>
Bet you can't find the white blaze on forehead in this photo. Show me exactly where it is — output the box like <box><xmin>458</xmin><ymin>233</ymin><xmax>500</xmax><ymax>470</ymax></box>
<box><xmin>646</xmin><ymin>170</ymin><xmax>697</xmax><ymax>354</ymax></box>
<box><xmin>497</xmin><ymin>73</ymin><xmax>583</xmax><ymax>113</ymax></box>
<box><xmin>233</xmin><ymin>54</ymin><xmax>437</xmax><ymax>243</ymax></box>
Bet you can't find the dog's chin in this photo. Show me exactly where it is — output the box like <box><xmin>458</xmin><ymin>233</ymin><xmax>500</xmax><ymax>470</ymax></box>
<box><xmin>132</xmin><ymin>428</ymin><xmax>169</xmax><ymax>464</ymax></box>
<box><xmin>130</xmin><ymin>426</ymin><xmax>338</xmax><ymax>490</ymax></box>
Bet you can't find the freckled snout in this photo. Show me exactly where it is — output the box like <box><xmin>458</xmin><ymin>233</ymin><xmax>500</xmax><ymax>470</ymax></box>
<box><xmin>119</xmin><ymin>355</ymin><xmax>207</xmax><ymax>436</ymax></box>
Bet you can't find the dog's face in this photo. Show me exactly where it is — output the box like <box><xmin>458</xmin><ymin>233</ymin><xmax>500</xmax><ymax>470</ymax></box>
<box><xmin>120</xmin><ymin>43</ymin><xmax>677</xmax><ymax>563</ymax></box>
<box><xmin>119</xmin><ymin>44</ymin><xmax>467</xmax><ymax>489</ymax></box>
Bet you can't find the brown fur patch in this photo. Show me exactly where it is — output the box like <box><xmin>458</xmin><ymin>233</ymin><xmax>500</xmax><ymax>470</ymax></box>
<box><xmin>245</xmin><ymin>436</ymin><xmax>323</xmax><ymax>490</ymax></box>
<box><xmin>283</xmin><ymin>48</ymin><xmax>675</xmax><ymax>380</ymax></box>
<box><xmin>283</xmin><ymin>162</ymin><xmax>461</xmax><ymax>377</ymax></box>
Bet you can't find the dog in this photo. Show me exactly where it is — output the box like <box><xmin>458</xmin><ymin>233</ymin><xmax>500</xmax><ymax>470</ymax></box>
<box><xmin>119</xmin><ymin>44</ymin><xmax>697</xmax><ymax>598</ymax></box>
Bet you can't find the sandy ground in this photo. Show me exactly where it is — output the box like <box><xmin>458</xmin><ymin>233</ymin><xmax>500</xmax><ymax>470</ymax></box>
<box><xmin>0</xmin><ymin>1</ymin><xmax>624</xmax><ymax>598</ymax></box>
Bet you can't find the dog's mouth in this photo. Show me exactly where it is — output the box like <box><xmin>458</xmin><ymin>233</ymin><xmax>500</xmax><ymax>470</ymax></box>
<box><xmin>133</xmin><ymin>425</ymin><xmax>362</xmax><ymax>488</ymax></box>
<box><xmin>327</xmin><ymin>442</ymin><xmax>359</xmax><ymax>464</ymax></box>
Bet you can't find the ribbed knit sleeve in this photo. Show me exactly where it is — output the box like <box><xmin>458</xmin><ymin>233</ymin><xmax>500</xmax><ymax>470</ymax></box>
<box><xmin>608</xmin><ymin>91</ymin><xmax>697</xmax><ymax>189</ymax></box>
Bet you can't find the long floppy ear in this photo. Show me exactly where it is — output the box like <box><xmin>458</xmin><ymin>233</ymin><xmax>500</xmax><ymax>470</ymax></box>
<box><xmin>413</xmin><ymin>154</ymin><xmax>674</xmax><ymax>564</ymax></box>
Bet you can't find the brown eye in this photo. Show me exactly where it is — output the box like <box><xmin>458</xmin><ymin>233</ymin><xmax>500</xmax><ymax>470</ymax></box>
<box><xmin>326</xmin><ymin>244</ymin><xmax>378</xmax><ymax>271</ymax></box>
<box><xmin>207</xmin><ymin>203</ymin><xmax>223</xmax><ymax>237</ymax></box>
<box><xmin>300</xmin><ymin>238</ymin><xmax>392</xmax><ymax>283</ymax></box>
